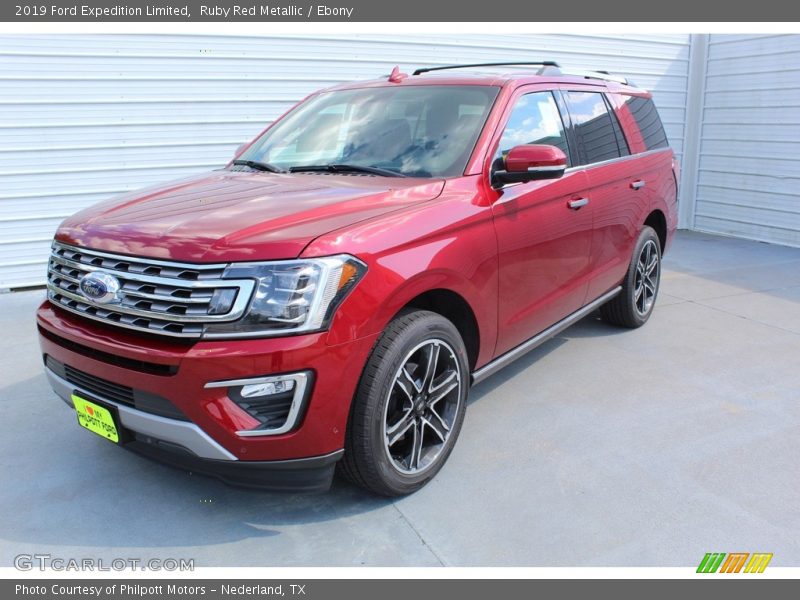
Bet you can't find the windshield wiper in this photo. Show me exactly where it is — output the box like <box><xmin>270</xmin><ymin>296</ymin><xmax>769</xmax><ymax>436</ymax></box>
<box><xmin>232</xmin><ymin>159</ymin><xmax>286</xmax><ymax>173</ymax></box>
<box><xmin>289</xmin><ymin>164</ymin><xmax>407</xmax><ymax>178</ymax></box>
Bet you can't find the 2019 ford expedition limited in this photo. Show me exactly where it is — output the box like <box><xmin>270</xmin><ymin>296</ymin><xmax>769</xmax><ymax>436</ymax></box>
<box><xmin>38</xmin><ymin>62</ymin><xmax>678</xmax><ymax>496</ymax></box>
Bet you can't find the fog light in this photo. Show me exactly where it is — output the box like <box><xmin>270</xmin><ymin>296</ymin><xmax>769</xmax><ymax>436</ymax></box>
<box><xmin>205</xmin><ymin>371</ymin><xmax>311</xmax><ymax>436</ymax></box>
<box><xmin>240</xmin><ymin>379</ymin><xmax>295</xmax><ymax>398</ymax></box>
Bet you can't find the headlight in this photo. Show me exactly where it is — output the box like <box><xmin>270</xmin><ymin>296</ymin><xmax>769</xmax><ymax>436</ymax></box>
<box><xmin>203</xmin><ymin>255</ymin><xmax>366</xmax><ymax>339</ymax></box>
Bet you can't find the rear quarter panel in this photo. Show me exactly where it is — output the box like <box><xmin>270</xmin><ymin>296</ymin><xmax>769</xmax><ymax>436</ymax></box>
<box><xmin>608</xmin><ymin>91</ymin><xmax>679</xmax><ymax>251</ymax></box>
<box><xmin>584</xmin><ymin>149</ymin><xmax>676</xmax><ymax>300</ymax></box>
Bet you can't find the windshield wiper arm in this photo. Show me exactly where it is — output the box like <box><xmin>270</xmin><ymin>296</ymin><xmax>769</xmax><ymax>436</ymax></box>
<box><xmin>232</xmin><ymin>159</ymin><xmax>286</xmax><ymax>173</ymax></box>
<box><xmin>289</xmin><ymin>164</ymin><xmax>407</xmax><ymax>178</ymax></box>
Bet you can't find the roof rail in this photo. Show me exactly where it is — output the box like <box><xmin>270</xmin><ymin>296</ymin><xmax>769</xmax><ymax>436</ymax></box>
<box><xmin>560</xmin><ymin>69</ymin><xmax>632</xmax><ymax>85</ymax></box>
<box><xmin>412</xmin><ymin>61</ymin><xmax>560</xmax><ymax>76</ymax></box>
<box><xmin>411</xmin><ymin>62</ymin><xmax>633</xmax><ymax>86</ymax></box>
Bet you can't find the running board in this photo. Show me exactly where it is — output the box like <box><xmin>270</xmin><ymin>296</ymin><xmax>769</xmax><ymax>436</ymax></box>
<box><xmin>471</xmin><ymin>286</ymin><xmax>622</xmax><ymax>385</ymax></box>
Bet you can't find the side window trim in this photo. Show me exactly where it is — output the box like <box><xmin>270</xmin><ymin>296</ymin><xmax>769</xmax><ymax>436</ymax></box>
<box><xmin>602</xmin><ymin>93</ymin><xmax>631</xmax><ymax>157</ymax></box>
<box><xmin>551</xmin><ymin>89</ymin><xmax>577</xmax><ymax>168</ymax></box>
<box><xmin>546</xmin><ymin>90</ymin><xmax>574</xmax><ymax>167</ymax></box>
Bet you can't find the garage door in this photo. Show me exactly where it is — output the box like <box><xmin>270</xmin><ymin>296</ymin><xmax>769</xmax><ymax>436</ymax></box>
<box><xmin>0</xmin><ymin>34</ymin><xmax>690</xmax><ymax>289</ymax></box>
<box><xmin>695</xmin><ymin>34</ymin><xmax>800</xmax><ymax>246</ymax></box>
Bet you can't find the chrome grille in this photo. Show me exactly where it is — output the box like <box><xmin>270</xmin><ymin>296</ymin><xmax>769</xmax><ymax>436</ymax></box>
<box><xmin>47</xmin><ymin>242</ymin><xmax>254</xmax><ymax>338</ymax></box>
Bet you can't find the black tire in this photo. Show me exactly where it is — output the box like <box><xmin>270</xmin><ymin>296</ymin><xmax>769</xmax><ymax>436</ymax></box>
<box><xmin>600</xmin><ymin>226</ymin><xmax>662</xmax><ymax>328</ymax></box>
<box><xmin>338</xmin><ymin>309</ymin><xmax>469</xmax><ymax>496</ymax></box>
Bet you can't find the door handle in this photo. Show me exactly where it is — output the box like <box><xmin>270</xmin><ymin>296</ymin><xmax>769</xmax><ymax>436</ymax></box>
<box><xmin>630</xmin><ymin>180</ymin><xmax>646</xmax><ymax>190</ymax></box>
<box><xmin>568</xmin><ymin>198</ymin><xmax>589</xmax><ymax>210</ymax></box>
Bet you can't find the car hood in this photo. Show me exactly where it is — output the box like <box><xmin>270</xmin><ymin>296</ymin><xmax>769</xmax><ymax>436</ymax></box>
<box><xmin>56</xmin><ymin>169</ymin><xmax>445</xmax><ymax>262</ymax></box>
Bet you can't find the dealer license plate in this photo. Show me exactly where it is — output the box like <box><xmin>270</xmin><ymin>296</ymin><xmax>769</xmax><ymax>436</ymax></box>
<box><xmin>72</xmin><ymin>394</ymin><xmax>120</xmax><ymax>443</ymax></box>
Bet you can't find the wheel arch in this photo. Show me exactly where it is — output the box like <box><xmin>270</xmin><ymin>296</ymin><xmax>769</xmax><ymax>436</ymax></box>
<box><xmin>329</xmin><ymin>265</ymin><xmax>495</xmax><ymax>371</ymax></box>
<box><xmin>398</xmin><ymin>288</ymin><xmax>481</xmax><ymax>371</ymax></box>
<box><xmin>644</xmin><ymin>209</ymin><xmax>668</xmax><ymax>253</ymax></box>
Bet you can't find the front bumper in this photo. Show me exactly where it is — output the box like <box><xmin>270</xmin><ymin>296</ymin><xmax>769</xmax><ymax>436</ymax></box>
<box><xmin>46</xmin><ymin>366</ymin><xmax>236</xmax><ymax>460</ymax></box>
<box><xmin>37</xmin><ymin>301</ymin><xmax>378</xmax><ymax>490</ymax></box>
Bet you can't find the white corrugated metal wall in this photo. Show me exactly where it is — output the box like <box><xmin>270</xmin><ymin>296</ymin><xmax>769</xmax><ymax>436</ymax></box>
<box><xmin>691</xmin><ymin>34</ymin><xmax>800</xmax><ymax>246</ymax></box>
<box><xmin>0</xmin><ymin>34</ymin><xmax>692</xmax><ymax>289</ymax></box>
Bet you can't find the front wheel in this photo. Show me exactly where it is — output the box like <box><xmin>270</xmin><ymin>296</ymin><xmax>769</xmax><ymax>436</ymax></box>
<box><xmin>338</xmin><ymin>310</ymin><xmax>469</xmax><ymax>496</ymax></box>
<box><xmin>600</xmin><ymin>226</ymin><xmax>662</xmax><ymax>328</ymax></box>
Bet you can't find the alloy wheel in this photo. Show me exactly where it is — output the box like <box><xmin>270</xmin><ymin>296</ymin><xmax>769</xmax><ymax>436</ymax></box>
<box><xmin>382</xmin><ymin>339</ymin><xmax>462</xmax><ymax>475</ymax></box>
<box><xmin>634</xmin><ymin>239</ymin><xmax>660</xmax><ymax>315</ymax></box>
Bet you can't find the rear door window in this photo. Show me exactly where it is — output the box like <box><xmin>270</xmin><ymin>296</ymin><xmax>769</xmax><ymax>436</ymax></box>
<box><xmin>564</xmin><ymin>91</ymin><xmax>627</xmax><ymax>165</ymax></box>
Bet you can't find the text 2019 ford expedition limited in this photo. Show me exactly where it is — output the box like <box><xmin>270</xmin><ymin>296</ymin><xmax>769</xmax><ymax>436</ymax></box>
<box><xmin>38</xmin><ymin>62</ymin><xmax>678</xmax><ymax>495</ymax></box>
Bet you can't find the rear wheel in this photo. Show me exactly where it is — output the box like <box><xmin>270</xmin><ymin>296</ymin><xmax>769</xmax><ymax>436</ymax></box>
<box><xmin>600</xmin><ymin>226</ymin><xmax>661</xmax><ymax>328</ymax></box>
<box><xmin>339</xmin><ymin>310</ymin><xmax>469</xmax><ymax>496</ymax></box>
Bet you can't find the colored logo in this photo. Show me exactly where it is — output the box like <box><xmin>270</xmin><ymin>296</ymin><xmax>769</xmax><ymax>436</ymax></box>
<box><xmin>697</xmin><ymin>552</ymin><xmax>773</xmax><ymax>573</ymax></box>
<box><xmin>78</xmin><ymin>271</ymin><xmax>121</xmax><ymax>304</ymax></box>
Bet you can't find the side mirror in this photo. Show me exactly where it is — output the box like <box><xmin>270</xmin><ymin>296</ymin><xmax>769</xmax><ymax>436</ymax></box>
<box><xmin>492</xmin><ymin>144</ymin><xmax>567</xmax><ymax>188</ymax></box>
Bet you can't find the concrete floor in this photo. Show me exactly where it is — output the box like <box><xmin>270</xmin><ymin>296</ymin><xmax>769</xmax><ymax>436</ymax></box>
<box><xmin>1</xmin><ymin>231</ymin><xmax>798</xmax><ymax>567</ymax></box>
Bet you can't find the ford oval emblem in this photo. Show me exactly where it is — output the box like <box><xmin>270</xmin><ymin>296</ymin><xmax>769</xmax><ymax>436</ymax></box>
<box><xmin>78</xmin><ymin>271</ymin><xmax>121</xmax><ymax>304</ymax></box>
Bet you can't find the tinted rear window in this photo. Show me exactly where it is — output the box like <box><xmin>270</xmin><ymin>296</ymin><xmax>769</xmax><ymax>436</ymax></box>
<box><xmin>624</xmin><ymin>96</ymin><xmax>669</xmax><ymax>150</ymax></box>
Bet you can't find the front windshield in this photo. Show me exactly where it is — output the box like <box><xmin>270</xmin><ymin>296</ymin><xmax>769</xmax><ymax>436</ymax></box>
<box><xmin>239</xmin><ymin>85</ymin><xmax>500</xmax><ymax>178</ymax></box>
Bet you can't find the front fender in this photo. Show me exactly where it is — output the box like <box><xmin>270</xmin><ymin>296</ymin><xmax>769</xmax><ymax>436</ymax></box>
<box><xmin>303</xmin><ymin>179</ymin><xmax>499</xmax><ymax>368</ymax></box>
<box><xmin>331</xmin><ymin>263</ymin><xmax>497</xmax><ymax>368</ymax></box>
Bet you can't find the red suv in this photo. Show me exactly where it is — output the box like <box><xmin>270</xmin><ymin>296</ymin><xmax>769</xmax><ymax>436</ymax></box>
<box><xmin>38</xmin><ymin>62</ymin><xmax>677</xmax><ymax>496</ymax></box>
